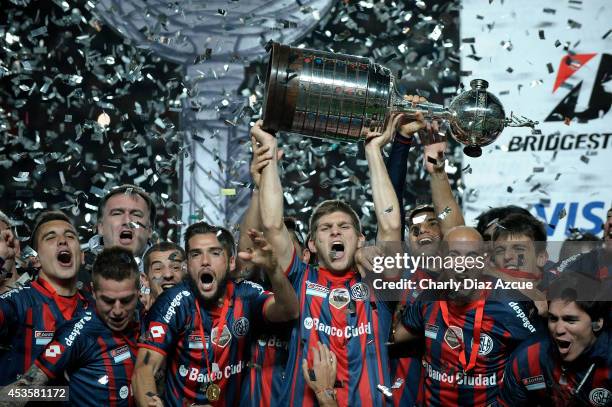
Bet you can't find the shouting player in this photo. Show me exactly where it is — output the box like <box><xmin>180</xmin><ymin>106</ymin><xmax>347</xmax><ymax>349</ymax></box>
<box><xmin>0</xmin><ymin>247</ymin><xmax>141</xmax><ymax>406</ymax></box>
<box><xmin>0</xmin><ymin>211</ymin><xmax>91</xmax><ymax>385</ymax></box>
<box><xmin>251</xmin><ymin>113</ymin><xmax>404</xmax><ymax>406</ymax></box>
<box><xmin>132</xmin><ymin>222</ymin><xmax>298</xmax><ymax>406</ymax></box>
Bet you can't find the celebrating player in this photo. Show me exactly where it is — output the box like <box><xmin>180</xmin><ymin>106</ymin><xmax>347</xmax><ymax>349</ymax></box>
<box><xmin>251</xmin><ymin>113</ymin><xmax>404</xmax><ymax>406</ymax></box>
<box><xmin>0</xmin><ymin>247</ymin><xmax>141</xmax><ymax>406</ymax></box>
<box><xmin>394</xmin><ymin>226</ymin><xmax>542</xmax><ymax>406</ymax></box>
<box><xmin>132</xmin><ymin>222</ymin><xmax>298</xmax><ymax>406</ymax></box>
<box><xmin>142</xmin><ymin>242</ymin><xmax>186</xmax><ymax>304</ymax></box>
<box><xmin>499</xmin><ymin>274</ymin><xmax>611</xmax><ymax>406</ymax></box>
<box><xmin>0</xmin><ymin>210</ymin><xmax>91</xmax><ymax>385</ymax></box>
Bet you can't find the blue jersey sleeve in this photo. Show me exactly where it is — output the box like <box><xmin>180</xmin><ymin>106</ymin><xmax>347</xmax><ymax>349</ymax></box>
<box><xmin>34</xmin><ymin>312</ymin><xmax>95</xmax><ymax>380</ymax></box>
<box><xmin>386</xmin><ymin>136</ymin><xmax>413</xmax><ymax>240</ymax></box>
<box><xmin>139</xmin><ymin>287</ymin><xmax>191</xmax><ymax>356</ymax></box>
<box><xmin>502</xmin><ymin>301</ymin><xmax>540</xmax><ymax>342</ymax></box>
<box><xmin>400</xmin><ymin>299</ymin><xmax>424</xmax><ymax>333</ymax></box>
<box><xmin>0</xmin><ymin>287</ymin><xmax>26</xmax><ymax>339</ymax></box>
<box><xmin>237</xmin><ymin>280</ymin><xmax>272</xmax><ymax>322</ymax></box>
<box><xmin>284</xmin><ymin>250</ymin><xmax>309</xmax><ymax>284</ymax></box>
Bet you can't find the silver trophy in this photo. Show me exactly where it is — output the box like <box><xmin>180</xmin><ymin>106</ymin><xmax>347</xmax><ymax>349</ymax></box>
<box><xmin>262</xmin><ymin>42</ymin><xmax>537</xmax><ymax>157</ymax></box>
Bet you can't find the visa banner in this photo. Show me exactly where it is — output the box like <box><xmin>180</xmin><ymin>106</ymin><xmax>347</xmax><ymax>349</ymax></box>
<box><xmin>459</xmin><ymin>0</ymin><xmax>611</xmax><ymax>240</ymax></box>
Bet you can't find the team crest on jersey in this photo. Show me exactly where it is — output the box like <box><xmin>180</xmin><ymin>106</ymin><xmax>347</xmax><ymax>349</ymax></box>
<box><xmin>211</xmin><ymin>325</ymin><xmax>232</xmax><ymax>348</ymax></box>
<box><xmin>522</xmin><ymin>375</ymin><xmax>546</xmax><ymax>391</ymax></box>
<box><xmin>111</xmin><ymin>345</ymin><xmax>131</xmax><ymax>363</ymax></box>
<box><xmin>443</xmin><ymin>325</ymin><xmax>463</xmax><ymax>349</ymax></box>
<box><xmin>306</xmin><ymin>281</ymin><xmax>329</xmax><ymax>298</ymax></box>
<box><xmin>590</xmin><ymin>388</ymin><xmax>612</xmax><ymax>406</ymax></box>
<box><xmin>425</xmin><ymin>323</ymin><xmax>439</xmax><ymax>339</ymax></box>
<box><xmin>35</xmin><ymin>331</ymin><xmax>54</xmax><ymax>345</ymax></box>
<box><xmin>232</xmin><ymin>317</ymin><xmax>250</xmax><ymax>337</ymax></box>
<box><xmin>329</xmin><ymin>288</ymin><xmax>351</xmax><ymax>309</ymax></box>
<box><xmin>188</xmin><ymin>334</ymin><xmax>208</xmax><ymax>349</ymax></box>
<box><xmin>350</xmin><ymin>283</ymin><xmax>369</xmax><ymax>301</ymax></box>
<box><xmin>119</xmin><ymin>385</ymin><xmax>129</xmax><ymax>399</ymax></box>
<box><xmin>470</xmin><ymin>332</ymin><xmax>494</xmax><ymax>356</ymax></box>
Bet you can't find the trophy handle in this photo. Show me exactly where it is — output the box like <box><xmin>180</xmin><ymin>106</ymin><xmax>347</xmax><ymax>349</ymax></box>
<box><xmin>391</xmin><ymin>100</ymin><xmax>454</xmax><ymax>121</ymax></box>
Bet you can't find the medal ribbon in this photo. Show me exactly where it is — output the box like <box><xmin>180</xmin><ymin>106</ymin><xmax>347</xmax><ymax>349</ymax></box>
<box><xmin>439</xmin><ymin>299</ymin><xmax>485</xmax><ymax>373</ymax></box>
<box><xmin>194</xmin><ymin>283</ymin><xmax>233</xmax><ymax>391</ymax></box>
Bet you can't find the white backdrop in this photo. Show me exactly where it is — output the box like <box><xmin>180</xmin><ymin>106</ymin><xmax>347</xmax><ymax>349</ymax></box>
<box><xmin>460</xmin><ymin>0</ymin><xmax>611</xmax><ymax>241</ymax></box>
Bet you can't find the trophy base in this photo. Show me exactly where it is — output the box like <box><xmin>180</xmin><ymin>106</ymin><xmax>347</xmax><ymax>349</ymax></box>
<box><xmin>463</xmin><ymin>145</ymin><xmax>482</xmax><ymax>157</ymax></box>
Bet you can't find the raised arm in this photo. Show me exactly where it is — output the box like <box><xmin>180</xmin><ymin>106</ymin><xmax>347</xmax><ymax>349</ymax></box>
<box><xmin>422</xmin><ymin>125</ymin><xmax>465</xmax><ymax>235</ymax></box>
<box><xmin>364</xmin><ymin>114</ymin><xmax>404</xmax><ymax>242</ymax></box>
<box><xmin>132</xmin><ymin>348</ymin><xmax>165</xmax><ymax>407</ymax></box>
<box><xmin>237</xmin><ymin>139</ymin><xmax>278</xmax><ymax>274</ymax></box>
<box><xmin>250</xmin><ymin>121</ymin><xmax>294</xmax><ymax>271</ymax></box>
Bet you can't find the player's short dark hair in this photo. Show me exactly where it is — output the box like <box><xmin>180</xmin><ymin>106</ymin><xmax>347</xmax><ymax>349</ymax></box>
<box><xmin>143</xmin><ymin>242</ymin><xmax>185</xmax><ymax>274</ymax></box>
<box><xmin>184</xmin><ymin>222</ymin><xmax>235</xmax><ymax>258</ymax></box>
<box><xmin>31</xmin><ymin>210</ymin><xmax>76</xmax><ymax>251</ymax></box>
<box><xmin>309</xmin><ymin>200</ymin><xmax>361</xmax><ymax>234</ymax></box>
<box><xmin>406</xmin><ymin>204</ymin><xmax>435</xmax><ymax>226</ymax></box>
<box><xmin>97</xmin><ymin>184</ymin><xmax>156</xmax><ymax>226</ymax></box>
<box><xmin>284</xmin><ymin>217</ymin><xmax>305</xmax><ymax>249</ymax></box>
<box><xmin>492</xmin><ymin>213</ymin><xmax>547</xmax><ymax>252</ymax></box>
<box><xmin>92</xmin><ymin>247</ymin><xmax>139</xmax><ymax>291</ymax></box>
<box><xmin>547</xmin><ymin>274</ymin><xmax>609</xmax><ymax>329</ymax></box>
<box><xmin>475</xmin><ymin>205</ymin><xmax>532</xmax><ymax>237</ymax></box>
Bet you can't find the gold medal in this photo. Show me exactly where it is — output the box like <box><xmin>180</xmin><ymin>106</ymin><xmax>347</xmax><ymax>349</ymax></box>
<box><xmin>206</xmin><ymin>383</ymin><xmax>221</xmax><ymax>402</ymax></box>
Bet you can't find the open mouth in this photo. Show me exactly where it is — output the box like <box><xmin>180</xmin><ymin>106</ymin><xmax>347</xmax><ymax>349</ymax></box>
<box><xmin>161</xmin><ymin>283</ymin><xmax>176</xmax><ymax>290</ymax></box>
<box><xmin>555</xmin><ymin>339</ymin><xmax>571</xmax><ymax>354</ymax></box>
<box><xmin>119</xmin><ymin>230</ymin><xmax>133</xmax><ymax>244</ymax></box>
<box><xmin>200</xmin><ymin>271</ymin><xmax>215</xmax><ymax>292</ymax></box>
<box><xmin>57</xmin><ymin>250</ymin><xmax>73</xmax><ymax>267</ymax></box>
<box><xmin>330</xmin><ymin>242</ymin><xmax>345</xmax><ymax>260</ymax></box>
<box><xmin>418</xmin><ymin>236</ymin><xmax>437</xmax><ymax>246</ymax></box>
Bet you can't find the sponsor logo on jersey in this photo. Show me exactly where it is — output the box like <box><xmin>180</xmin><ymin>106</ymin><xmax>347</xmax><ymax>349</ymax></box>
<box><xmin>35</xmin><ymin>331</ymin><xmax>54</xmax><ymax>345</ymax></box>
<box><xmin>111</xmin><ymin>345</ymin><xmax>131</xmax><ymax>364</ymax></box>
<box><xmin>425</xmin><ymin>323</ymin><xmax>439</xmax><ymax>340</ymax></box>
<box><xmin>211</xmin><ymin>325</ymin><xmax>232</xmax><ymax>348</ymax></box>
<box><xmin>590</xmin><ymin>388</ymin><xmax>612</xmax><ymax>406</ymax></box>
<box><xmin>306</xmin><ymin>281</ymin><xmax>329</xmax><ymax>298</ymax></box>
<box><xmin>423</xmin><ymin>361</ymin><xmax>497</xmax><ymax>387</ymax></box>
<box><xmin>184</xmin><ymin>361</ymin><xmax>246</xmax><ymax>383</ymax></box>
<box><xmin>45</xmin><ymin>344</ymin><xmax>62</xmax><ymax>359</ymax></box>
<box><xmin>232</xmin><ymin>317</ymin><xmax>249</xmax><ymax>337</ymax></box>
<box><xmin>350</xmin><ymin>282</ymin><xmax>369</xmax><ymax>301</ymax></box>
<box><xmin>522</xmin><ymin>375</ymin><xmax>546</xmax><ymax>391</ymax></box>
<box><xmin>98</xmin><ymin>375</ymin><xmax>109</xmax><ymax>385</ymax></box>
<box><xmin>443</xmin><ymin>325</ymin><xmax>463</xmax><ymax>350</ymax></box>
<box><xmin>162</xmin><ymin>290</ymin><xmax>190</xmax><ymax>324</ymax></box>
<box><xmin>508</xmin><ymin>302</ymin><xmax>537</xmax><ymax>333</ymax></box>
<box><xmin>302</xmin><ymin>317</ymin><xmax>371</xmax><ymax>338</ymax></box>
<box><xmin>329</xmin><ymin>288</ymin><xmax>351</xmax><ymax>309</ymax></box>
<box><xmin>64</xmin><ymin>313</ymin><xmax>92</xmax><ymax>347</ymax></box>
<box><xmin>149</xmin><ymin>323</ymin><xmax>166</xmax><ymax>342</ymax></box>
<box><xmin>257</xmin><ymin>335</ymin><xmax>289</xmax><ymax>349</ymax></box>
<box><xmin>188</xmin><ymin>334</ymin><xmax>208</xmax><ymax>350</ymax></box>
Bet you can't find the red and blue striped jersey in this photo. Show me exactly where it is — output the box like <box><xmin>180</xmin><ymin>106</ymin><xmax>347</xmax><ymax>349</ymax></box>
<box><xmin>389</xmin><ymin>267</ymin><xmax>436</xmax><ymax>406</ymax></box>
<box><xmin>241</xmin><ymin>321</ymin><xmax>291</xmax><ymax>407</ymax></box>
<box><xmin>401</xmin><ymin>295</ymin><xmax>540</xmax><ymax>406</ymax></box>
<box><xmin>35</xmin><ymin>310</ymin><xmax>139</xmax><ymax>406</ymax></box>
<box><xmin>0</xmin><ymin>277</ymin><xmax>92</xmax><ymax>385</ymax></box>
<box><xmin>282</xmin><ymin>253</ymin><xmax>393</xmax><ymax>407</ymax></box>
<box><xmin>139</xmin><ymin>280</ymin><xmax>271</xmax><ymax>406</ymax></box>
<box><xmin>499</xmin><ymin>330</ymin><xmax>612</xmax><ymax>407</ymax></box>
